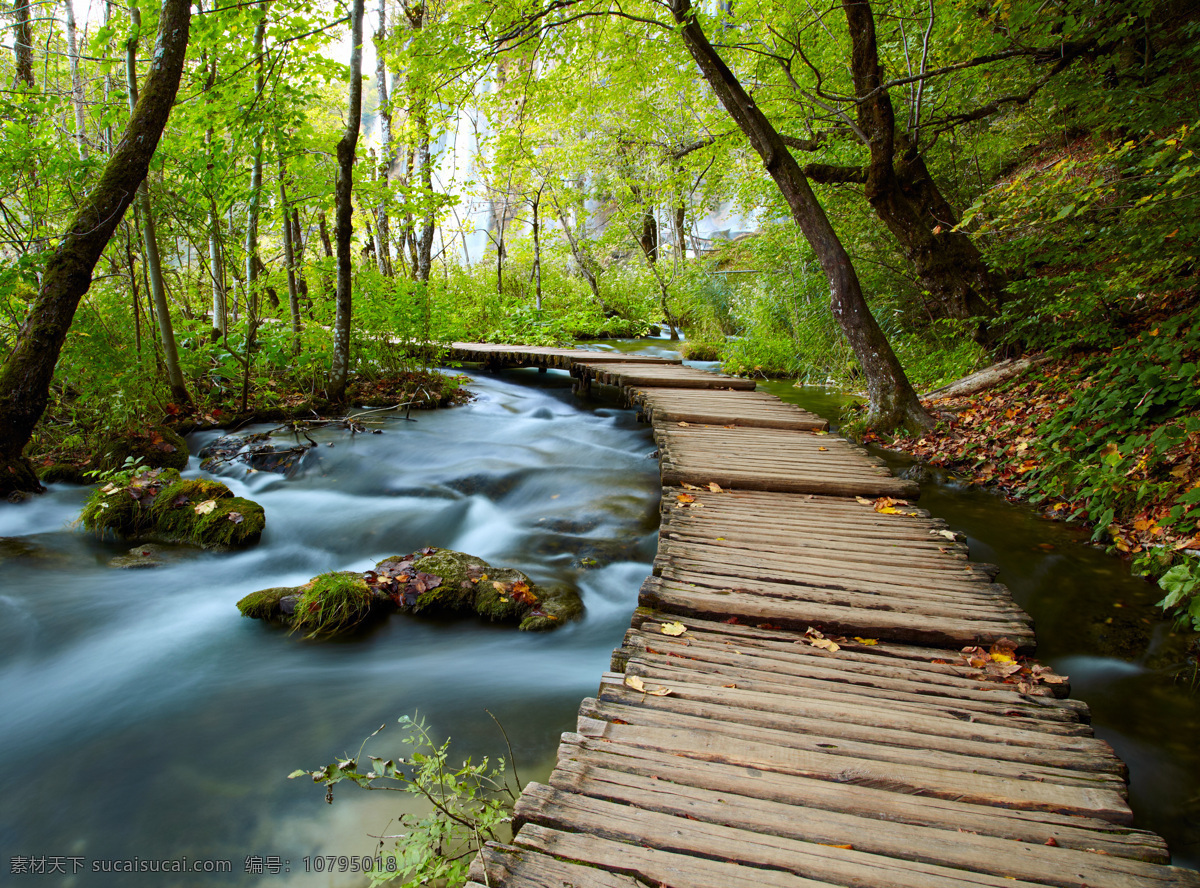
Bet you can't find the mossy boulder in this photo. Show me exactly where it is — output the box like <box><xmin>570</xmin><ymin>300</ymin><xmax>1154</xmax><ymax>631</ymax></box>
<box><xmin>237</xmin><ymin>548</ymin><xmax>583</xmax><ymax>636</ymax></box>
<box><xmin>81</xmin><ymin>468</ymin><xmax>265</xmax><ymax>548</ymax></box>
<box><xmin>237</xmin><ymin>572</ymin><xmax>388</xmax><ymax>637</ymax></box>
<box><xmin>97</xmin><ymin>426</ymin><xmax>189</xmax><ymax>472</ymax></box>
<box><xmin>37</xmin><ymin>463</ymin><xmax>90</xmax><ymax>485</ymax></box>
<box><xmin>680</xmin><ymin>340</ymin><xmax>722</xmax><ymax>362</ymax></box>
<box><xmin>370</xmin><ymin>548</ymin><xmax>583</xmax><ymax>631</ymax></box>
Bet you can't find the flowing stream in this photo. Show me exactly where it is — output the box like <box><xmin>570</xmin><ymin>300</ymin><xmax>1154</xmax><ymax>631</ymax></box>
<box><xmin>3</xmin><ymin>340</ymin><xmax>1198</xmax><ymax>883</ymax></box>
<box><xmin>0</xmin><ymin>366</ymin><xmax>659</xmax><ymax>886</ymax></box>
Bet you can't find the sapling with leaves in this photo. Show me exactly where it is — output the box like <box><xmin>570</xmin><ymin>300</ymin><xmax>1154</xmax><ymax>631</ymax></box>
<box><xmin>292</xmin><ymin>713</ymin><xmax>519</xmax><ymax>887</ymax></box>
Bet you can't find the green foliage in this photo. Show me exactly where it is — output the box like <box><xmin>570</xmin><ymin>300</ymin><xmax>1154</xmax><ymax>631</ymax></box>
<box><xmin>1025</xmin><ymin>316</ymin><xmax>1200</xmax><ymax>541</ymax></box>
<box><xmin>1158</xmin><ymin>557</ymin><xmax>1200</xmax><ymax>632</ymax></box>
<box><xmin>291</xmin><ymin>715</ymin><xmax>516</xmax><ymax>888</ymax></box>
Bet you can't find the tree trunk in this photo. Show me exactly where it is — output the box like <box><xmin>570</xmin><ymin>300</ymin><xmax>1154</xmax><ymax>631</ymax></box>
<box><xmin>290</xmin><ymin>208</ymin><xmax>312</xmax><ymax>313</ymax></box>
<box><xmin>674</xmin><ymin>205</ymin><xmax>687</xmax><ymax>264</ymax></box>
<box><xmin>127</xmin><ymin>2</ymin><xmax>191</xmax><ymax>409</ymax></box>
<box><xmin>208</xmin><ymin>200</ymin><xmax>226</xmax><ymax>339</ymax></box>
<box><xmin>373</xmin><ymin>0</ymin><xmax>395</xmax><ymax>277</ymax></box>
<box><xmin>0</xmin><ymin>0</ymin><xmax>191</xmax><ymax>496</ymax></box>
<box><xmin>531</xmin><ymin>185</ymin><xmax>543</xmax><ymax>311</ymax></box>
<box><xmin>638</xmin><ymin>206</ymin><xmax>658</xmax><ymax>263</ymax></box>
<box><xmin>278</xmin><ymin>154</ymin><xmax>301</xmax><ymax>351</ymax></box>
<box><xmin>670</xmin><ymin>0</ymin><xmax>930</xmax><ymax>431</ymax></box>
<box><xmin>414</xmin><ymin>112</ymin><xmax>436</xmax><ymax>282</ymax></box>
<box><xmin>63</xmin><ymin>0</ymin><xmax>88</xmax><ymax>157</ymax></box>
<box><xmin>10</xmin><ymin>0</ymin><xmax>33</xmax><ymax>89</ymax></box>
<box><xmin>552</xmin><ymin>197</ymin><xmax>607</xmax><ymax>311</ymax></box>
<box><xmin>329</xmin><ymin>0</ymin><xmax>365</xmax><ymax>401</ymax></box>
<box><xmin>840</xmin><ymin>0</ymin><xmax>1003</xmax><ymax>343</ymax></box>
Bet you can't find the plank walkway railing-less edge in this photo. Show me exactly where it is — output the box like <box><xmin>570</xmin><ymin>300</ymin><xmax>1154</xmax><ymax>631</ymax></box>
<box><xmin>446</xmin><ymin>343</ymin><xmax>1199</xmax><ymax>888</ymax></box>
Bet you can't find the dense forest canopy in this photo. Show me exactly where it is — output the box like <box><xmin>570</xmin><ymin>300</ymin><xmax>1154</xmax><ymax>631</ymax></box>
<box><xmin>0</xmin><ymin>0</ymin><xmax>1197</xmax><ymax>488</ymax></box>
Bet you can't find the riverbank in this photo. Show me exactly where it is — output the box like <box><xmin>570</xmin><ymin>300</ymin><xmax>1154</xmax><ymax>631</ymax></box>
<box><xmin>866</xmin><ymin>330</ymin><xmax>1200</xmax><ymax>632</ymax></box>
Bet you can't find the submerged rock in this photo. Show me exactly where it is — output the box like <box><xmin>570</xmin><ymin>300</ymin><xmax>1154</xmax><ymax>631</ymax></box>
<box><xmin>199</xmin><ymin>433</ymin><xmax>313</xmax><ymax>477</ymax></box>
<box><xmin>109</xmin><ymin>544</ymin><xmax>170</xmax><ymax>569</ymax></box>
<box><xmin>237</xmin><ymin>547</ymin><xmax>584</xmax><ymax>637</ymax></box>
<box><xmin>81</xmin><ymin>468</ymin><xmax>265</xmax><ymax>549</ymax></box>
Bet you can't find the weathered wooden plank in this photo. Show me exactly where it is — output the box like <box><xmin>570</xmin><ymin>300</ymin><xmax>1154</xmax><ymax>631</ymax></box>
<box><xmin>573</xmin><ymin>717</ymin><xmax>1131</xmax><ymax>822</ymax></box>
<box><xmin>510</xmin><ymin>826</ymin><xmax>840</xmax><ymax>888</ymax></box>
<box><xmin>661</xmin><ymin>463</ymin><xmax>921</xmax><ymax>498</ymax></box>
<box><xmin>597</xmin><ymin>671</ymin><xmax>1105</xmax><ymax>756</ymax></box>
<box><xmin>624</xmin><ymin>627</ymin><xmax>1046</xmax><ymax>698</ymax></box>
<box><xmin>621</xmin><ymin>657</ymin><xmax>1085</xmax><ymax>731</ymax></box>
<box><xmin>594</xmin><ymin>677</ymin><xmax>1122</xmax><ymax>774</ymax></box>
<box><xmin>641</xmin><ymin>577</ymin><xmax>1037</xmax><ymax>648</ymax></box>
<box><xmin>651</xmin><ymin>569</ymin><xmax>1026</xmax><ymax>621</ymax></box>
<box><xmin>537</xmin><ymin>769</ymin><xmax>1192</xmax><ymax>886</ymax></box>
<box><xmin>657</xmin><ymin>541</ymin><xmax>1002</xmax><ymax>589</ymax></box>
<box><xmin>621</xmin><ymin>620</ymin><xmax>1069</xmax><ymax>691</ymax></box>
<box><xmin>577</xmin><ymin>698</ymin><xmax>1126</xmax><ymax>790</ymax></box>
<box><xmin>555</xmin><ymin>735</ymin><xmax>1170</xmax><ymax>860</ymax></box>
<box><xmin>515</xmin><ymin>785</ymin><xmax>1069</xmax><ymax>888</ymax></box>
<box><xmin>468</xmin><ymin>843</ymin><xmax>645</xmax><ymax>888</ymax></box>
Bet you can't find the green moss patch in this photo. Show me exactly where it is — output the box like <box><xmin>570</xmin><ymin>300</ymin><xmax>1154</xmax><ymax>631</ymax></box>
<box><xmin>292</xmin><ymin>572</ymin><xmax>378</xmax><ymax>637</ymax></box>
<box><xmin>81</xmin><ymin>468</ymin><xmax>264</xmax><ymax>548</ymax></box>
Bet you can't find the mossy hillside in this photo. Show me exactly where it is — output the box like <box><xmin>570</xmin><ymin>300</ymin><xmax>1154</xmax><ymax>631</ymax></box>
<box><xmin>80</xmin><ymin>469</ymin><xmax>264</xmax><ymax>548</ymax></box>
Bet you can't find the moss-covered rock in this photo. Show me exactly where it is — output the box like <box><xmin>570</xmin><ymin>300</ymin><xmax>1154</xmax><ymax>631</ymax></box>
<box><xmin>237</xmin><ymin>572</ymin><xmax>387</xmax><ymax>637</ymax></box>
<box><xmin>372</xmin><ymin>548</ymin><xmax>584</xmax><ymax>630</ymax></box>
<box><xmin>37</xmin><ymin>463</ymin><xmax>90</xmax><ymax>485</ymax></box>
<box><xmin>81</xmin><ymin>468</ymin><xmax>264</xmax><ymax>548</ymax></box>
<box><xmin>98</xmin><ymin>426</ymin><xmax>189</xmax><ymax>472</ymax></box>
<box><xmin>236</xmin><ymin>586</ymin><xmax>298</xmax><ymax>622</ymax></box>
<box><xmin>237</xmin><ymin>548</ymin><xmax>584</xmax><ymax>637</ymax></box>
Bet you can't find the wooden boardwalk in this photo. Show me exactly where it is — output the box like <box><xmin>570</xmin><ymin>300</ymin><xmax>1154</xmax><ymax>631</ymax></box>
<box><xmin>446</xmin><ymin>343</ymin><xmax>1199</xmax><ymax>888</ymax></box>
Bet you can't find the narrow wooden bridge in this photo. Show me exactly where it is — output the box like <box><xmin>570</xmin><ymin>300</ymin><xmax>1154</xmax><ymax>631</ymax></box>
<box><xmin>448</xmin><ymin>343</ymin><xmax>1199</xmax><ymax>888</ymax></box>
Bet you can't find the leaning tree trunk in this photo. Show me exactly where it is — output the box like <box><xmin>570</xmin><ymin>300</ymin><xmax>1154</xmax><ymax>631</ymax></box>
<box><xmin>329</xmin><ymin>0</ymin><xmax>365</xmax><ymax>401</ymax></box>
<box><xmin>0</xmin><ymin>0</ymin><xmax>191</xmax><ymax>496</ymax></box>
<box><xmin>127</xmin><ymin>2</ymin><xmax>191</xmax><ymax>409</ymax></box>
<box><xmin>841</xmin><ymin>0</ymin><xmax>1003</xmax><ymax>343</ymax></box>
<box><xmin>670</xmin><ymin>0</ymin><xmax>930</xmax><ymax>431</ymax></box>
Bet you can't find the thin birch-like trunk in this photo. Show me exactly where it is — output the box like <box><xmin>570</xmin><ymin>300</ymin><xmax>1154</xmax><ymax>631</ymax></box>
<box><xmin>127</xmin><ymin>3</ymin><xmax>190</xmax><ymax>408</ymax></box>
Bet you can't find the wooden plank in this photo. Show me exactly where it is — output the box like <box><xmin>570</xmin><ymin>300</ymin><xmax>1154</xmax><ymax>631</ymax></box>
<box><xmin>651</xmin><ymin>569</ymin><xmax>1027</xmax><ymax>620</ymax></box>
<box><xmin>641</xmin><ymin>577</ymin><xmax>1037</xmax><ymax>649</ymax></box>
<box><xmin>510</xmin><ymin>826</ymin><xmax>840</xmax><ymax>888</ymax></box>
<box><xmin>537</xmin><ymin>769</ymin><xmax>1192</xmax><ymax>886</ymax></box>
<box><xmin>577</xmin><ymin>698</ymin><xmax>1126</xmax><ymax>789</ymax></box>
<box><xmin>624</xmin><ymin>628</ymin><xmax>1049</xmax><ymax>700</ymax></box>
<box><xmin>594</xmin><ymin>678</ymin><xmax>1122</xmax><ymax>774</ymax></box>
<box><xmin>572</xmin><ymin>717</ymin><xmax>1131</xmax><ymax>822</ymax></box>
<box><xmin>661</xmin><ymin>463</ymin><xmax>920</xmax><ymax>498</ymax></box>
<box><xmin>467</xmin><ymin>843</ymin><xmax>646</xmax><ymax>888</ymax></box>
<box><xmin>555</xmin><ymin>735</ymin><xmax>1170</xmax><ymax>861</ymax></box>
<box><xmin>597</xmin><ymin>672</ymin><xmax>1107</xmax><ymax>757</ymax></box>
<box><xmin>515</xmin><ymin>785</ymin><xmax>1063</xmax><ymax>888</ymax></box>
